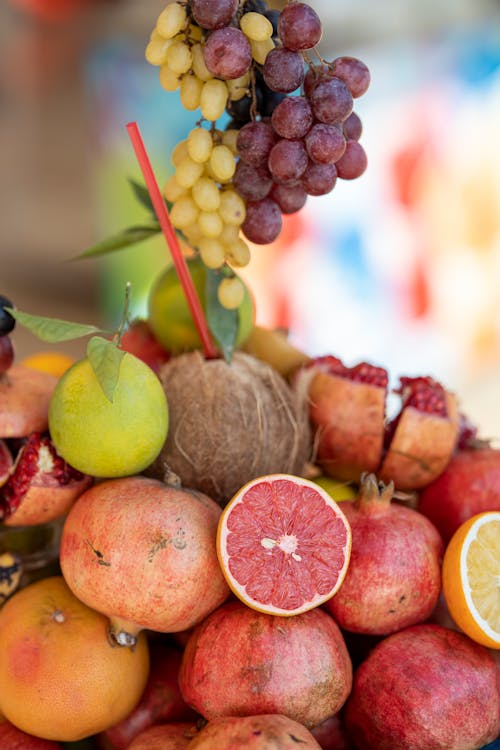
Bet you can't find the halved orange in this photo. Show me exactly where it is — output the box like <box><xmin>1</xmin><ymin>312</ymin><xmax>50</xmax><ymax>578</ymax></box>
<box><xmin>442</xmin><ymin>511</ymin><xmax>500</xmax><ymax>649</ymax></box>
<box><xmin>216</xmin><ymin>473</ymin><xmax>352</xmax><ymax>616</ymax></box>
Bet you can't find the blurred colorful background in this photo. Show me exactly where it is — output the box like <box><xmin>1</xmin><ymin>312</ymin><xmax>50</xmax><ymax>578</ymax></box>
<box><xmin>1</xmin><ymin>0</ymin><xmax>499</xmax><ymax>437</ymax></box>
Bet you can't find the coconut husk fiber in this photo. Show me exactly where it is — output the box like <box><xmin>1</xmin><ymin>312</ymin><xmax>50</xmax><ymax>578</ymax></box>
<box><xmin>146</xmin><ymin>350</ymin><xmax>312</xmax><ymax>506</ymax></box>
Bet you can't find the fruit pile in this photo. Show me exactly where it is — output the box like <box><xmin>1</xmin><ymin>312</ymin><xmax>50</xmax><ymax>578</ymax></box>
<box><xmin>146</xmin><ymin>0</ymin><xmax>369</xmax><ymax>308</ymax></box>
<box><xmin>1</xmin><ymin>1</ymin><xmax>499</xmax><ymax>748</ymax></box>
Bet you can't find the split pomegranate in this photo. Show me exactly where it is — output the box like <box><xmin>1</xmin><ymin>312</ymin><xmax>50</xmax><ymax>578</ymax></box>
<box><xmin>0</xmin><ymin>366</ymin><xmax>57</xmax><ymax>438</ymax></box>
<box><xmin>0</xmin><ymin>439</ymin><xmax>13</xmax><ymax>487</ymax></box>
<box><xmin>325</xmin><ymin>474</ymin><xmax>443</xmax><ymax>635</ymax></box>
<box><xmin>344</xmin><ymin>623</ymin><xmax>500</xmax><ymax>750</ymax></box>
<box><xmin>178</xmin><ymin>600</ymin><xmax>352</xmax><ymax>729</ymax></box>
<box><xmin>98</xmin><ymin>642</ymin><xmax>198</xmax><ymax>750</ymax></box>
<box><xmin>296</xmin><ymin>356</ymin><xmax>388</xmax><ymax>481</ymax></box>
<box><xmin>418</xmin><ymin>446</ymin><xmax>500</xmax><ymax>543</ymax></box>
<box><xmin>379</xmin><ymin>375</ymin><xmax>460</xmax><ymax>490</ymax></box>
<box><xmin>297</xmin><ymin>358</ymin><xmax>460</xmax><ymax>491</ymax></box>
<box><xmin>187</xmin><ymin>715</ymin><xmax>322</xmax><ymax>749</ymax></box>
<box><xmin>59</xmin><ymin>476</ymin><xmax>230</xmax><ymax>646</ymax></box>
<box><xmin>1</xmin><ymin>433</ymin><xmax>92</xmax><ymax>526</ymax></box>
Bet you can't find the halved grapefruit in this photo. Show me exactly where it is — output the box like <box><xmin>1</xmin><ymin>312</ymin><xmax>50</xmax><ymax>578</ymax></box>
<box><xmin>216</xmin><ymin>473</ymin><xmax>352</xmax><ymax>616</ymax></box>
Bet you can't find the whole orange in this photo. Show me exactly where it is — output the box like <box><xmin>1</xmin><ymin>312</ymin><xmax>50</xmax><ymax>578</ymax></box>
<box><xmin>0</xmin><ymin>576</ymin><xmax>149</xmax><ymax>742</ymax></box>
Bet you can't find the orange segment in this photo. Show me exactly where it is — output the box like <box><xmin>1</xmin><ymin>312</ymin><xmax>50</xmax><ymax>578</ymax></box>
<box><xmin>217</xmin><ymin>473</ymin><xmax>352</xmax><ymax>616</ymax></box>
<box><xmin>442</xmin><ymin>511</ymin><xmax>500</xmax><ymax>649</ymax></box>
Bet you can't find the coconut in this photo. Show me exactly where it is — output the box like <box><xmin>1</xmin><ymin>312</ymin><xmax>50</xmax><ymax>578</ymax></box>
<box><xmin>147</xmin><ymin>350</ymin><xmax>312</xmax><ymax>505</ymax></box>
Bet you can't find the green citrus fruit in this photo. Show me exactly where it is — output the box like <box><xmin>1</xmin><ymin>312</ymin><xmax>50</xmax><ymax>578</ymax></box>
<box><xmin>148</xmin><ymin>257</ymin><xmax>254</xmax><ymax>354</ymax></box>
<box><xmin>48</xmin><ymin>353</ymin><xmax>168</xmax><ymax>478</ymax></box>
<box><xmin>312</xmin><ymin>475</ymin><xmax>357</xmax><ymax>502</ymax></box>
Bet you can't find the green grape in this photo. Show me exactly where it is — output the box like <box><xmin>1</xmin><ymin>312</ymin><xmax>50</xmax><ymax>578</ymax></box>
<box><xmin>163</xmin><ymin>174</ymin><xmax>188</xmax><ymax>202</ymax></box>
<box><xmin>221</xmin><ymin>128</ymin><xmax>239</xmax><ymax>154</ymax></box>
<box><xmin>187</xmin><ymin>127</ymin><xmax>213</xmax><ymax>163</ymax></box>
<box><xmin>165</xmin><ymin>39</ymin><xmax>193</xmax><ymax>75</ymax></box>
<box><xmin>226</xmin><ymin>72</ymin><xmax>251</xmax><ymax>102</ymax></box>
<box><xmin>219</xmin><ymin>222</ymin><xmax>240</xmax><ymax>245</ymax></box>
<box><xmin>145</xmin><ymin>37</ymin><xmax>173</xmax><ymax>66</ymax></box>
<box><xmin>198</xmin><ymin>237</ymin><xmax>226</xmax><ymax>269</ymax></box>
<box><xmin>219</xmin><ymin>189</ymin><xmax>246</xmax><ymax>226</ymax></box>
<box><xmin>175</xmin><ymin>156</ymin><xmax>205</xmax><ymax>189</ymax></box>
<box><xmin>170</xmin><ymin>195</ymin><xmax>199</xmax><ymax>229</ymax></box>
<box><xmin>225</xmin><ymin>238</ymin><xmax>251</xmax><ymax>268</ymax></box>
<box><xmin>200</xmin><ymin>79</ymin><xmax>229</xmax><ymax>121</ymax></box>
<box><xmin>240</xmin><ymin>12</ymin><xmax>273</xmax><ymax>42</ymax></box>
<box><xmin>180</xmin><ymin>74</ymin><xmax>203</xmax><ymax>111</ymax></box>
<box><xmin>198</xmin><ymin>210</ymin><xmax>224</xmax><ymax>238</ymax></box>
<box><xmin>250</xmin><ymin>37</ymin><xmax>274</xmax><ymax>65</ymax></box>
<box><xmin>192</xmin><ymin>177</ymin><xmax>221</xmax><ymax>212</ymax></box>
<box><xmin>159</xmin><ymin>64</ymin><xmax>181</xmax><ymax>91</ymax></box>
<box><xmin>171</xmin><ymin>140</ymin><xmax>189</xmax><ymax>167</ymax></box>
<box><xmin>209</xmin><ymin>144</ymin><xmax>236</xmax><ymax>182</ymax></box>
<box><xmin>156</xmin><ymin>2</ymin><xmax>187</xmax><ymax>39</ymax></box>
<box><xmin>191</xmin><ymin>43</ymin><xmax>213</xmax><ymax>82</ymax></box>
<box><xmin>217</xmin><ymin>276</ymin><xmax>245</xmax><ymax>310</ymax></box>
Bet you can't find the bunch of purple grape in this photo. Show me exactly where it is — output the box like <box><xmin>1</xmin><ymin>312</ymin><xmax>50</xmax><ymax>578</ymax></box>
<box><xmin>146</xmin><ymin>0</ymin><xmax>370</xmax><ymax>288</ymax></box>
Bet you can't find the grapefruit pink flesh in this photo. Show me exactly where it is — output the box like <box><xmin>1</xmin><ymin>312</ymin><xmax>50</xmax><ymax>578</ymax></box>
<box><xmin>217</xmin><ymin>474</ymin><xmax>352</xmax><ymax>615</ymax></box>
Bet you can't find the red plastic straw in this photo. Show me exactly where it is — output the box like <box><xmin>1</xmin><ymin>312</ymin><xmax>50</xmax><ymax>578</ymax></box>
<box><xmin>126</xmin><ymin>121</ymin><xmax>218</xmax><ymax>359</ymax></box>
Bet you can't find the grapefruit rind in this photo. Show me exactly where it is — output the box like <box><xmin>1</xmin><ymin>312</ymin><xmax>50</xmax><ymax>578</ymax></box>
<box><xmin>216</xmin><ymin>473</ymin><xmax>352</xmax><ymax>617</ymax></box>
<box><xmin>443</xmin><ymin>511</ymin><xmax>500</xmax><ymax>649</ymax></box>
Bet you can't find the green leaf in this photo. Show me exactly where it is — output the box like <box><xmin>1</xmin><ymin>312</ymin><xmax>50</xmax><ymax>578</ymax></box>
<box><xmin>205</xmin><ymin>268</ymin><xmax>239</xmax><ymax>363</ymax></box>
<box><xmin>128</xmin><ymin>178</ymin><xmax>173</xmax><ymax>215</ymax></box>
<box><xmin>7</xmin><ymin>308</ymin><xmax>106</xmax><ymax>343</ymax></box>
<box><xmin>86</xmin><ymin>336</ymin><xmax>125</xmax><ymax>403</ymax></box>
<box><xmin>73</xmin><ymin>224</ymin><xmax>161</xmax><ymax>260</ymax></box>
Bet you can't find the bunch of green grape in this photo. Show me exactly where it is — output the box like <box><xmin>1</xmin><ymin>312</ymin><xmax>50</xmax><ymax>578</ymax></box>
<box><xmin>146</xmin><ymin>0</ymin><xmax>370</xmax><ymax>310</ymax></box>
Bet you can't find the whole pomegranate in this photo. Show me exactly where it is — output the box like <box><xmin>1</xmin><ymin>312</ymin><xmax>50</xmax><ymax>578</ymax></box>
<box><xmin>178</xmin><ymin>600</ymin><xmax>352</xmax><ymax>729</ymax></box>
<box><xmin>325</xmin><ymin>474</ymin><xmax>443</xmax><ymax>635</ymax></box>
<box><xmin>126</xmin><ymin>722</ymin><xmax>197</xmax><ymax>750</ymax></box>
<box><xmin>0</xmin><ymin>716</ymin><xmax>63</xmax><ymax>749</ymax></box>
<box><xmin>59</xmin><ymin>476</ymin><xmax>229</xmax><ymax>646</ymax></box>
<box><xmin>418</xmin><ymin>446</ymin><xmax>500</xmax><ymax>542</ymax></box>
<box><xmin>344</xmin><ymin>623</ymin><xmax>500</xmax><ymax>750</ymax></box>
<box><xmin>187</xmin><ymin>715</ymin><xmax>322</xmax><ymax>750</ymax></box>
<box><xmin>98</xmin><ymin>642</ymin><xmax>198</xmax><ymax>750</ymax></box>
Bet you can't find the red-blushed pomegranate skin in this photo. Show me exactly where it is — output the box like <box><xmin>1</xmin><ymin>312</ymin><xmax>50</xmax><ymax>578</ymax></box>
<box><xmin>98</xmin><ymin>643</ymin><xmax>198</xmax><ymax>750</ymax></box>
<box><xmin>187</xmin><ymin>714</ymin><xmax>323</xmax><ymax>749</ymax></box>
<box><xmin>344</xmin><ymin>623</ymin><xmax>500</xmax><ymax>750</ymax></box>
<box><xmin>310</xmin><ymin>713</ymin><xmax>354</xmax><ymax>750</ymax></box>
<box><xmin>0</xmin><ymin>366</ymin><xmax>57</xmax><ymax>438</ymax></box>
<box><xmin>125</xmin><ymin>721</ymin><xmax>197</xmax><ymax>750</ymax></box>
<box><xmin>418</xmin><ymin>447</ymin><xmax>500</xmax><ymax>543</ymax></box>
<box><xmin>59</xmin><ymin>477</ymin><xmax>230</xmax><ymax>637</ymax></box>
<box><xmin>178</xmin><ymin>600</ymin><xmax>352</xmax><ymax>729</ymax></box>
<box><xmin>0</xmin><ymin>717</ymin><xmax>63</xmax><ymax>749</ymax></box>
<box><xmin>325</xmin><ymin>477</ymin><xmax>443</xmax><ymax>635</ymax></box>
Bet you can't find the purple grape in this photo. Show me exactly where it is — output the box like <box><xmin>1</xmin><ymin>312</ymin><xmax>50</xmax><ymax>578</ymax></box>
<box><xmin>335</xmin><ymin>139</ymin><xmax>368</xmax><ymax>180</ymax></box>
<box><xmin>268</xmin><ymin>138</ymin><xmax>309</xmax><ymax>183</ymax></box>
<box><xmin>190</xmin><ymin>0</ymin><xmax>238</xmax><ymax>30</ymax></box>
<box><xmin>271</xmin><ymin>95</ymin><xmax>313</xmax><ymax>140</ymax></box>
<box><xmin>331</xmin><ymin>56</ymin><xmax>371</xmax><ymax>98</ymax></box>
<box><xmin>304</xmin><ymin>123</ymin><xmax>346</xmax><ymax>164</ymax></box>
<box><xmin>270</xmin><ymin>182</ymin><xmax>308</xmax><ymax>214</ymax></box>
<box><xmin>303</xmin><ymin>63</ymin><xmax>332</xmax><ymax>97</ymax></box>
<box><xmin>233</xmin><ymin>161</ymin><xmax>273</xmax><ymax>201</ymax></box>
<box><xmin>262</xmin><ymin>48</ymin><xmax>304</xmax><ymax>94</ymax></box>
<box><xmin>342</xmin><ymin>111</ymin><xmax>363</xmax><ymax>141</ymax></box>
<box><xmin>203</xmin><ymin>27</ymin><xmax>252</xmax><ymax>80</ymax></box>
<box><xmin>310</xmin><ymin>76</ymin><xmax>353</xmax><ymax>125</ymax></box>
<box><xmin>241</xmin><ymin>198</ymin><xmax>283</xmax><ymax>245</ymax></box>
<box><xmin>278</xmin><ymin>2</ymin><xmax>322</xmax><ymax>51</ymax></box>
<box><xmin>301</xmin><ymin>160</ymin><xmax>337</xmax><ymax>196</ymax></box>
<box><xmin>0</xmin><ymin>295</ymin><xmax>15</xmax><ymax>336</ymax></box>
<box><xmin>236</xmin><ymin>120</ymin><xmax>277</xmax><ymax>166</ymax></box>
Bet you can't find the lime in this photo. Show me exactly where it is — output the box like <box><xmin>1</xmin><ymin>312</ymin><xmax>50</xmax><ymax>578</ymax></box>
<box><xmin>148</xmin><ymin>257</ymin><xmax>254</xmax><ymax>354</ymax></box>
<box><xmin>48</xmin><ymin>353</ymin><xmax>168</xmax><ymax>478</ymax></box>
